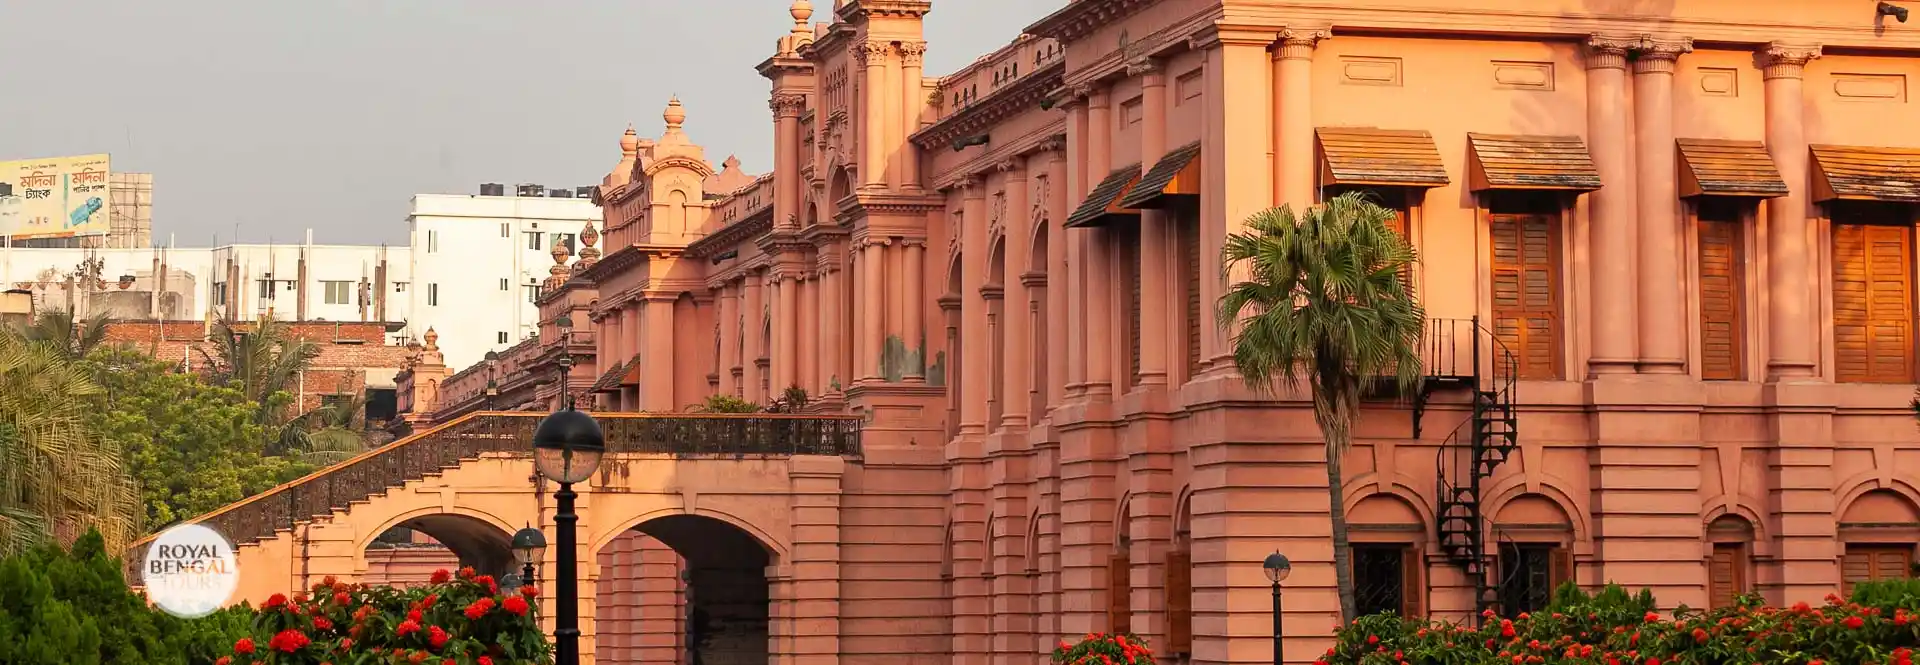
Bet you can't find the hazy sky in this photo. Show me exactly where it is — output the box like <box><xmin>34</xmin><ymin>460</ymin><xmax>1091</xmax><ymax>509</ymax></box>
<box><xmin>0</xmin><ymin>1</ymin><xmax>1062</xmax><ymax>245</ymax></box>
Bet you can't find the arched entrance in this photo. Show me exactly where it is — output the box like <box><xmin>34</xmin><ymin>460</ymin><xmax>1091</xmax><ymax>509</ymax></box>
<box><xmin>363</xmin><ymin>515</ymin><xmax>515</xmax><ymax>587</ymax></box>
<box><xmin>597</xmin><ymin>514</ymin><xmax>773</xmax><ymax>665</ymax></box>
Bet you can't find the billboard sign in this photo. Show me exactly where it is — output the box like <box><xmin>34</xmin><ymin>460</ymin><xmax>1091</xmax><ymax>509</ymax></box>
<box><xmin>0</xmin><ymin>154</ymin><xmax>112</xmax><ymax>240</ymax></box>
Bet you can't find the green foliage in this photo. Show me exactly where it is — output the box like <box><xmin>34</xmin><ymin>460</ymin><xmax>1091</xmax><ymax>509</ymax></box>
<box><xmin>688</xmin><ymin>394</ymin><xmax>764</xmax><ymax>413</ymax></box>
<box><xmin>9</xmin><ymin>307</ymin><xmax>110</xmax><ymax>360</ymax></box>
<box><xmin>1217</xmin><ymin>191</ymin><xmax>1425</xmax><ymax>621</ymax></box>
<box><xmin>81</xmin><ymin>346</ymin><xmax>315</xmax><ymax>527</ymax></box>
<box><xmin>0</xmin><ymin>529</ymin><xmax>253</xmax><ymax>665</ymax></box>
<box><xmin>1051</xmin><ymin>632</ymin><xmax>1157</xmax><ymax>665</ymax></box>
<box><xmin>1323</xmin><ymin>584</ymin><xmax>1920</xmax><ymax>665</ymax></box>
<box><xmin>197</xmin><ymin>316</ymin><xmax>321</xmax><ymax>434</ymax></box>
<box><xmin>768</xmin><ymin>385</ymin><xmax>811</xmax><ymax>413</ymax></box>
<box><xmin>0</xmin><ymin>333</ymin><xmax>142</xmax><ymax>557</ymax></box>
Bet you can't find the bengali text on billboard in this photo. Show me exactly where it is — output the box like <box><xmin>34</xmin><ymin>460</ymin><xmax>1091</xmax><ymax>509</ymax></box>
<box><xmin>0</xmin><ymin>154</ymin><xmax>112</xmax><ymax>240</ymax></box>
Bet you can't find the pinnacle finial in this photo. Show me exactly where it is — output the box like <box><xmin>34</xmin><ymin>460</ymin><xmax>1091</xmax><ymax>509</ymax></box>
<box><xmin>663</xmin><ymin>96</ymin><xmax>687</xmax><ymax>130</ymax></box>
<box><xmin>791</xmin><ymin>0</ymin><xmax>813</xmax><ymax>24</ymax></box>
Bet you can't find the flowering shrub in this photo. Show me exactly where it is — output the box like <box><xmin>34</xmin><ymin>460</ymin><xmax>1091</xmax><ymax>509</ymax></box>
<box><xmin>1053</xmin><ymin>632</ymin><xmax>1157</xmax><ymax>665</ymax></box>
<box><xmin>1323</xmin><ymin>582</ymin><xmax>1920</xmax><ymax>665</ymax></box>
<box><xmin>221</xmin><ymin>567</ymin><xmax>551</xmax><ymax>665</ymax></box>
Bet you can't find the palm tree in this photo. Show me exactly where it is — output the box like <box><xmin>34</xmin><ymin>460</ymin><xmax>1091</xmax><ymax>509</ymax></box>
<box><xmin>294</xmin><ymin>392</ymin><xmax>369</xmax><ymax>466</ymax></box>
<box><xmin>1216</xmin><ymin>191</ymin><xmax>1426</xmax><ymax>621</ymax></box>
<box><xmin>8</xmin><ymin>308</ymin><xmax>110</xmax><ymax>360</ymax></box>
<box><xmin>198</xmin><ymin>317</ymin><xmax>320</xmax><ymax>426</ymax></box>
<box><xmin>0</xmin><ymin>333</ymin><xmax>142</xmax><ymax>556</ymax></box>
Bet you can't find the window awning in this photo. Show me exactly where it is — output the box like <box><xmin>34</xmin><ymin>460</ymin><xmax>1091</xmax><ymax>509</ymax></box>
<box><xmin>589</xmin><ymin>360</ymin><xmax>627</xmax><ymax>394</ymax></box>
<box><xmin>1676</xmin><ymin>139</ymin><xmax>1788</xmax><ymax>198</ymax></box>
<box><xmin>1064</xmin><ymin>165</ymin><xmax>1143</xmax><ymax>229</ymax></box>
<box><xmin>618</xmin><ymin>353</ymin><xmax>645</xmax><ymax>387</ymax></box>
<box><xmin>1118</xmin><ymin>143</ymin><xmax>1202</xmax><ymax>209</ymax></box>
<box><xmin>1316</xmin><ymin>127</ymin><xmax>1450</xmax><ymax>188</ymax></box>
<box><xmin>1810</xmin><ymin>144</ymin><xmax>1920</xmax><ymax>203</ymax></box>
<box><xmin>1465</xmin><ymin>133</ymin><xmax>1602</xmax><ymax>192</ymax></box>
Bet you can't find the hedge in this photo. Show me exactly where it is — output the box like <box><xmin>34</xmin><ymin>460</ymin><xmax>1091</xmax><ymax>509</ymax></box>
<box><xmin>1323</xmin><ymin>581</ymin><xmax>1920</xmax><ymax>665</ymax></box>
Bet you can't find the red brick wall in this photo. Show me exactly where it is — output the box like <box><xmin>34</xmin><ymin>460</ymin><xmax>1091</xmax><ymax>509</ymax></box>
<box><xmin>100</xmin><ymin>321</ymin><xmax>412</xmax><ymax>413</ymax></box>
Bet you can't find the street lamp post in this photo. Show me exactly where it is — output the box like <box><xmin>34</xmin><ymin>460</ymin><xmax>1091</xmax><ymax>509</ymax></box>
<box><xmin>513</xmin><ymin>524</ymin><xmax>548</xmax><ymax>588</ymax></box>
<box><xmin>554</xmin><ymin>316</ymin><xmax>575</xmax><ymax>409</ymax></box>
<box><xmin>1263</xmin><ymin>552</ymin><xmax>1291</xmax><ymax>665</ymax></box>
<box><xmin>485</xmin><ymin>350</ymin><xmax>501</xmax><ymax>410</ymax></box>
<box><xmin>532</xmin><ymin>406</ymin><xmax>604</xmax><ymax>665</ymax></box>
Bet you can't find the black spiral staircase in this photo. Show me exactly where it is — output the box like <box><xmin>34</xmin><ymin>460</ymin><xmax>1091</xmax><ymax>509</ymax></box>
<box><xmin>1425</xmin><ymin>317</ymin><xmax>1519</xmax><ymax>621</ymax></box>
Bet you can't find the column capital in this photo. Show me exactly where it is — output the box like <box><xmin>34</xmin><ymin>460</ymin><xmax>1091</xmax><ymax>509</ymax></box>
<box><xmin>1585</xmin><ymin>34</ymin><xmax>1637</xmax><ymax>70</ymax></box>
<box><xmin>1631</xmin><ymin>36</ymin><xmax>1693</xmax><ymax>75</ymax></box>
<box><xmin>1038</xmin><ymin>133</ymin><xmax>1068</xmax><ymax>155</ymax></box>
<box><xmin>770</xmin><ymin>93</ymin><xmax>808</xmax><ymax>118</ymax></box>
<box><xmin>959</xmin><ymin>173</ymin><xmax>989</xmax><ymax>197</ymax></box>
<box><xmin>1126</xmin><ymin>57</ymin><xmax>1162</xmax><ymax>79</ymax></box>
<box><xmin>996</xmin><ymin>158</ymin><xmax>1028</xmax><ymax>179</ymax></box>
<box><xmin>1188</xmin><ymin>23</ymin><xmax>1278</xmax><ymax>50</ymax></box>
<box><xmin>1760</xmin><ymin>42</ymin><xmax>1823</xmax><ymax>80</ymax></box>
<box><xmin>1273</xmin><ymin>27</ymin><xmax>1329</xmax><ymax>60</ymax></box>
<box><xmin>852</xmin><ymin>40</ymin><xmax>891</xmax><ymax>66</ymax></box>
<box><xmin>898</xmin><ymin>42</ymin><xmax>927</xmax><ymax>67</ymax></box>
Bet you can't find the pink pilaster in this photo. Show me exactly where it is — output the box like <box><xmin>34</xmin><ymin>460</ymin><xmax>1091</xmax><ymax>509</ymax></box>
<box><xmin>643</xmin><ymin>295</ymin><xmax>677</xmax><ymax>411</ymax></box>
<box><xmin>1043</xmin><ymin>145</ymin><xmax>1069</xmax><ymax>411</ymax></box>
<box><xmin>744</xmin><ymin>270</ymin><xmax>766</xmax><ymax>403</ymax></box>
<box><xmin>899</xmin><ymin>43</ymin><xmax>927</xmax><ymax>189</ymax></box>
<box><xmin>1083</xmin><ymin>86</ymin><xmax>1115</xmax><ymax>398</ymax></box>
<box><xmin>1761</xmin><ymin>43</ymin><xmax>1821</xmax><ymax>379</ymax></box>
<box><xmin>1197</xmin><ymin>26</ymin><xmax>1274</xmax><ymax>369</ymax></box>
<box><xmin>1064</xmin><ymin>92</ymin><xmax>1090</xmax><ymax>395</ymax></box>
<box><xmin>1273</xmin><ymin>29</ymin><xmax>1323</xmax><ymax>209</ymax></box>
<box><xmin>960</xmin><ymin>176</ymin><xmax>992</xmax><ymax>435</ymax></box>
<box><xmin>778</xmin><ymin>271</ymin><xmax>800</xmax><ymax>394</ymax></box>
<box><xmin>859</xmin><ymin>41</ymin><xmax>890</xmax><ymax>189</ymax></box>
<box><xmin>1632</xmin><ymin>37</ymin><xmax>1692</xmax><ymax>374</ymax></box>
<box><xmin>903</xmin><ymin>240</ymin><xmax>927</xmax><ymax>381</ymax></box>
<box><xmin>1585</xmin><ymin>36</ymin><xmax>1640</xmax><ymax>375</ymax></box>
<box><xmin>862</xmin><ymin>239</ymin><xmax>885</xmax><ymax>381</ymax></box>
<box><xmin>999</xmin><ymin>157</ymin><xmax>1033</xmax><ymax>429</ymax></box>
<box><xmin>1133</xmin><ymin>59</ymin><xmax>1171</xmax><ymax>389</ymax></box>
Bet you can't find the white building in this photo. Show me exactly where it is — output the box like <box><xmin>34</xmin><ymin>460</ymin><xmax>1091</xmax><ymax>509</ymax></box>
<box><xmin>405</xmin><ymin>190</ymin><xmax>601</xmax><ymax>370</ymax></box>
<box><xmin>0</xmin><ymin>186</ymin><xmax>600</xmax><ymax>372</ymax></box>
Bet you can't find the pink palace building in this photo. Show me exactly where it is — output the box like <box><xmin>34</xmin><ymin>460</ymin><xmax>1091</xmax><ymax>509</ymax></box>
<box><xmin>152</xmin><ymin>1</ymin><xmax>1920</xmax><ymax>664</ymax></box>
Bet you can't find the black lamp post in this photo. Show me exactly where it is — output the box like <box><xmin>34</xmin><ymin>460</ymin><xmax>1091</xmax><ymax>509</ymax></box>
<box><xmin>532</xmin><ymin>406</ymin><xmax>604</xmax><ymax>665</ymax></box>
<box><xmin>1263</xmin><ymin>552</ymin><xmax>1291</xmax><ymax>665</ymax></box>
<box><xmin>554</xmin><ymin>316</ymin><xmax>575</xmax><ymax>409</ymax></box>
<box><xmin>484</xmin><ymin>350</ymin><xmax>501</xmax><ymax>410</ymax></box>
<box><xmin>512</xmin><ymin>524</ymin><xmax>548</xmax><ymax>588</ymax></box>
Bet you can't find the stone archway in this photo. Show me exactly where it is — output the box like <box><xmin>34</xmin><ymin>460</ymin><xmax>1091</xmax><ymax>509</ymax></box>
<box><xmin>364</xmin><ymin>514</ymin><xmax>515</xmax><ymax>587</ymax></box>
<box><xmin>596</xmin><ymin>514</ymin><xmax>774</xmax><ymax>665</ymax></box>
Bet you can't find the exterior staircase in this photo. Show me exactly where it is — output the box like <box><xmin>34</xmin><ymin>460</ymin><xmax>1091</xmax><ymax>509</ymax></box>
<box><xmin>124</xmin><ymin>411</ymin><xmax>863</xmax><ymax>597</ymax></box>
<box><xmin>1430</xmin><ymin>318</ymin><xmax>1520</xmax><ymax>621</ymax></box>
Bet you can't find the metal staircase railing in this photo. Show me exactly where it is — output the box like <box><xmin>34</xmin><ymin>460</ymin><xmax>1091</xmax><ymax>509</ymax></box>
<box><xmin>123</xmin><ymin>411</ymin><xmax>863</xmax><ymax>579</ymax></box>
<box><xmin>1431</xmin><ymin>316</ymin><xmax>1519</xmax><ymax>621</ymax></box>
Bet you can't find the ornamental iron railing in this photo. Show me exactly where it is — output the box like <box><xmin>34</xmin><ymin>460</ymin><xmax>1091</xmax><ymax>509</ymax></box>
<box><xmin>123</xmin><ymin>411</ymin><xmax>861</xmax><ymax>580</ymax></box>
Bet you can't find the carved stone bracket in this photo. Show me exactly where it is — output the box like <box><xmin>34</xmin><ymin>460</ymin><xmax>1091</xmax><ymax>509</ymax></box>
<box><xmin>1760</xmin><ymin>42</ymin><xmax>1823</xmax><ymax>80</ymax></box>
<box><xmin>996</xmin><ymin>158</ymin><xmax>1028</xmax><ymax>179</ymax></box>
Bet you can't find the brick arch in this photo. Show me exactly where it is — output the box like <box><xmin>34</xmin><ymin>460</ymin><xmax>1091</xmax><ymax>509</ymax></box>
<box><xmin>589</xmin><ymin>506</ymin><xmax>789</xmax><ymax>567</ymax></box>
<box><xmin>1340</xmin><ymin>473</ymin><xmax>1439</xmax><ymax>544</ymax></box>
<box><xmin>1481</xmin><ymin>481</ymin><xmax>1590</xmax><ymax>548</ymax></box>
<box><xmin>1700</xmin><ymin>500</ymin><xmax>1772</xmax><ymax>548</ymax></box>
<box><xmin>352</xmin><ymin>507</ymin><xmax>519</xmax><ymax>579</ymax></box>
<box><xmin>1834</xmin><ymin>474</ymin><xmax>1920</xmax><ymax>522</ymax></box>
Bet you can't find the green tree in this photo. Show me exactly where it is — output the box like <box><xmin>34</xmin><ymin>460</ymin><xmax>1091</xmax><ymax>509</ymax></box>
<box><xmin>285</xmin><ymin>392</ymin><xmax>370</xmax><ymax>466</ymax></box>
<box><xmin>0</xmin><ymin>334</ymin><xmax>142</xmax><ymax>557</ymax></box>
<box><xmin>8</xmin><ymin>307</ymin><xmax>110</xmax><ymax>360</ymax></box>
<box><xmin>1216</xmin><ymin>191</ymin><xmax>1425</xmax><ymax>621</ymax></box>
<box><xmin>198</xmin><ymin>316</ymin><xmax>319</xmax><ymax>423</ymax></box>
<box><xmin>82</xmin><ymin>347</ymin><xmax>313</xmax><ymax>527</ymax></box>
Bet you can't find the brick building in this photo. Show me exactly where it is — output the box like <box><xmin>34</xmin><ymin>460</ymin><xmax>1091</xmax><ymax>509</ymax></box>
<box><xmin>99</xmin><ymin>319</ymin><xmax>412</xmax><ymax>423</ymax></box>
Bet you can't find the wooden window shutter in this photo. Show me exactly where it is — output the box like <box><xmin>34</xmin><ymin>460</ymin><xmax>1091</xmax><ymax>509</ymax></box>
<box><xmin>1400</xmin><ymin>546</ymin><xmax>1426</xmax><ymax>618</ymax></box>
<box><xmin>1163</xmin><ymin>551</ymin><xmax>1193</xmax><ymax>653</ymax></box>
<box><xmin>1108</xmin><ymin>553</ymin><xmax>1132</xmax><ymax>633</ymax></box>
<box><xmin>1708</xmin><ymin>543</ymin><xmax>1744</xmax><ymax>608</ymax></box>
<box><xmin>1697</xmin><ymin>214</ymin><xmax>1745</xmax><ymax>380</ymax></box>
<box><xmin>1182</xmin><ymin>218</ymin><xmax>1202</xmax><ymax>379</ymax></box>
<box><xmin>1127</xmin><ymin>229</ymin><xmax>1143</xmax><ymax>388</ymax></box>
<box><xmin>1548</xmin><ymin>547</ymin><xmax>1574</xmax><ymax>592</ymax></box>
<box><xmin>1490</xmin><ymin>213</ymin><xmax>1563</xmax><ymax>380</ymax></box>
<box><xmin>1834</xmin><ymin>223</ymin><xmax>1915</xmax><ymax>383</ymax></box>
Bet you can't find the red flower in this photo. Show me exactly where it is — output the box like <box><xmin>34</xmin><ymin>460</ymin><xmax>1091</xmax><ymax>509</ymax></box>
<box><xmin>340</xmin><ymin>638</ymin><xmax>353</xmax><ymax>651</ymax></box>
<box><xmin>321</xmin><ymin>575</ymin><xmax>337</xmax><ymax>586</ymax></box>
<box><xmin>408</xmin><ymin>609</ymin><xmax>423</xmax><ymax>622</ymax></box>
<box><xmin>429</xmin><ymin>625</ymin><xmax>450</xmax><ymax>649</ymax></box>
<box><xmin>476</xmin><ymin>574</ymin><xmax>496</xmax><ymax>588</ymax></box>
<box><xmin>479</xmin><ymin>658</ymin><xmax>494</xmax><ymax>665</ymax></box>
<box><xmin>521</xmin><ymin>585</ymin><xmax>540</xmax><ymax>599</ymax></box>
<box><xmin>421</xmin><ymin>593</ymin><xmax>439</xmax><ymax>608</ymax></box>
<box><xmin>268</xmin><ymin>629</ymin><xmax>312</xmax><ymax>653</ymax></box>
<box><xmin>264</xmin><ymin>593</ymin><xmax>288</xmax><ymax>609</ymax></box>
<box><xmin>464</xmin><ymin>597</ymin><xmax>496</xmax><ymax>620</ymax></box>
<box><xmin>1644</xmin><ymin>611</ymin><xmax>1659</xmax><ymax>622</ymax></box>
<box><xmin>458</xmin><ymin>566</ymin><xmax>476</xmax><ymax>580</ymax></box>
<box><xmin>1842</xmin><ymin>616</ymin><xmax>1864</xmax><ymax>630</ymax></box>
<box><xmin>313</xmin><ymin>616</ymin><xmax>334</xmax><ymax>631</ymax></box>
<box><xmin>504</xmin><ymin>596</ymin><xmax>530</xmax><ymax>616</ymax></box>
<box><xmin>333</xmin><ymin>591</ymin><xmax>350</xmax><ymax>606</ymax></box>
<box><xmin>409</xmin><ymin>651</ymin><xmax>429</xmax><ymax>665</ymax></box>
<box><xmin>397</xmin><ymin>619</ymin><xmax>422</xmax><ymax>637</ymax></box>
<box><xmin>234</xmin><ymin>638</ymin><xmax>256</xmax><ymax>654</ymax></box>
<box><xmin>430</xmin><ymin>569</ymin><xmax>452</xmax><ymax>584</ymax></box>
<box><xmin>216</xmin><ymin>658</ymin><xmax>231</xmax><ymax>665</ymax></box>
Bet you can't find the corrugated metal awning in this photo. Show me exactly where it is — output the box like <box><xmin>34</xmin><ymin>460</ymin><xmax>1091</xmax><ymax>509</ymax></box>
<box><xmin>1465</xmin><ymin>133</ymin><xmax>1602</xmax><ymax>192</ymax></box>
<box><xmin>1064</xmin><ymin>165</ymin><xmax>1143</xmax><ymax>229</ymax></box>
<box><xmin>1118</xmin><ymin>143</ymin><xmax>1202</xmax><ymax>209</ymax></box>
<box><xmin>618</xmin><ymin>354</ymin><xmax>645</xmax><ymax>387</ymax></box>
<box><xmin>1810</xmin><ymin>144</ymin><xmax>1920</xmax><ymax>203</ymax></box>
<box><xmin>1316</xmin><ymin>127</ymin><xmax>1450</xmax><ymax>188</ymax></box>
<box><xmin>1676</xmin><ymin>139</ymin><xmax>1787</xmax><ymax>198</ymax></box>
<box><xmin>589</xmin><ymin>360</ymin><xmax>627</xmax><ymax>394</ymax></box>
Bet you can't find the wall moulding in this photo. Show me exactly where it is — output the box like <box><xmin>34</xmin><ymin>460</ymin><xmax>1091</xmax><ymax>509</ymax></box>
<box><xmin>932</xmin><ymin>123</ymin><xmax>1069</xmax><ymax>192</ymax></box>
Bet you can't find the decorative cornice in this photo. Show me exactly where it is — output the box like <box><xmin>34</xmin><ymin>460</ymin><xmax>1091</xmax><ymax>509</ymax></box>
<box><xmin>643</xmin><ymin>154</ymin><xmax>716</xmax><ymax>178</ymax></box>
<box><xmin>1125</xmin><ymin>58</ymin><xmax>1160</xmax><ymax>77</ymax></box>
<box><xmin>1019</xmin><ymin>270</ymin><xmax>1047</xmax><ymax>288</ymax></box>
<box><xmin>770</xmin><ymin>93</ymin><xmax>808</xmax><ymax>118</ymax></box>
<box><xmin>979</xmin><ymin>284</ymin><xmax>1005</xmax><ymax>300</ymax></box>
<box><xmin>1630</xmin><ymin>36</ymin><xmax>1692</xmax><ymax>75</ymax></box>
<box><xmin>577</xmin><ymin>244</ymin><xmax>645</xmax><ymax>283</ymax></box>
<box><xmin>1760</xmin><ymin>42</ymin><xmax>1822</xmax><ymax>80</ymax></box>
<box><xmin>852</xmin><ymin>40</ymin><xmax>892</xmax><ymax>66</ymax></box>
<box><xmin>1584</xmin><ymin>34</ymin><xmax>1635</xmax><ymax>70</ymax></box>
<box><xmin>836</xmin><ymin>0</ymin><xmax>932</xmax><ymax>22</ymax></box>
<box><xmin>1026</xmin><ymin>0</ymin><xmax>1159</xmax><ymax>44</ymax></box>
<box><xmin>911</xmin><ymin>60</ymin><xmax>1066</xmax><ymax>151</ymax></box>
<box><xmin>1188</xmin><ymin>23</ymin><xmax>1280</xmax><ymax>50</ymax></box>
<box><xmin>686</xmin><ymin>206</ymin><xmax>775</xmax><ymax>259</ymax></box>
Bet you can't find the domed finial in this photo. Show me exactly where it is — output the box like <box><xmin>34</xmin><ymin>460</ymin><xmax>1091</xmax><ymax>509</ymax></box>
<box><xmin>423</xmin><ymin>327</ymin><xmax>439</xmax><ymax>349</ymax></box>
<box><xmin>663</xmin><ymin>96</ymin><xmax>686</xmax><ymax>129</ymax></box>
<box><xmin>551</xmin><ymin>241</ymin><xmax>570</xmax><ymax>266</ymax></box>
<box><xmin>620</xmin><ymin>124</ymin><xmax>638</xmax><ymax>156</ymax></box>
<box><xmin>791</xmin><ymin>0</ymin><xmax>813</xmax><ymax>24</ymax></box>
<box><xmin>580</xmin><ymin>221</ymin><xmax>599</xmax><ymax>248</ymax></box>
